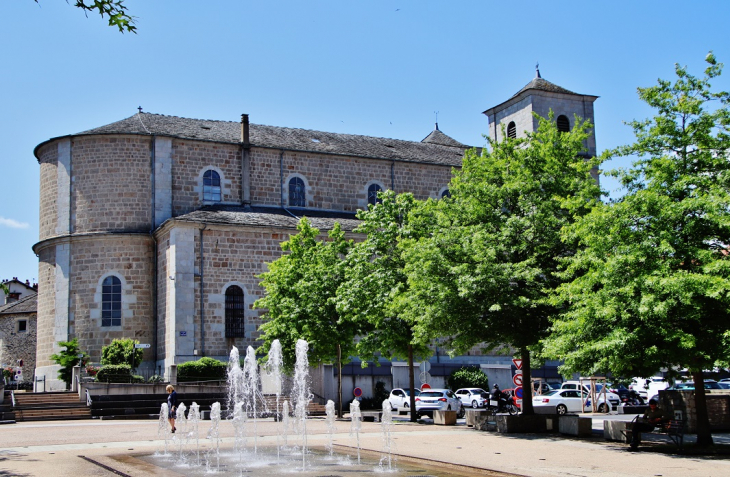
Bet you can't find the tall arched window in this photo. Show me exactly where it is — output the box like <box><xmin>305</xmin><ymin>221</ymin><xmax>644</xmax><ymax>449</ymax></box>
<box><xmin>289</xmin><ymin>177</ymin><xmax>306</xmax><ymax>207</ymax></box>
<box><xmin>101</xmin><ymin>276</ymin><xmax>122</xmax><ymax>327</ymax></box>
<box><xmin>367</xmin><ymin>184</ymin><xmax>383</xmax><ymax>206</ymax></box>
<box><xmin>203</xmin><ymin>170</ymin><xmax>221</xmax><ymax>202</ymax></box>
<box><xmin>507</xmin><ymin>121</ymin><xmax>517</xmax><ymax>139</ymax></box>
<box><xmin>225</xmin><ymin>285</ymin><xmax>246</xmax><ymax>338</ymax></box>
<box><xmin>557</xmin><ymin>115</ymin><xmax>570</xmax><ymax>133</ymax></box>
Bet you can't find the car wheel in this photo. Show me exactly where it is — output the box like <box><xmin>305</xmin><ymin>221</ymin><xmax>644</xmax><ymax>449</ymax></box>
<box><xmin>404</xmin><ymin>402</ymin><xmax>409</xmax><ymax>408</ymax></box>
<box><xmin>458</xmin><ymin>406</ymin><xmax>465</xmax><ymax>418</ymax></box>
<box><xmin>598</xmin><ymin>403</ymin><xmax>609</xmax><ymax>413</ymax></box>
<box><xmin>472</xmin><ymin>400</ymin><xmax>479</xmax><ymax>409</ymax></box>
<box><xmin>556</xmin><ymin>404</ymin><xmax>568</xmax><ymax>415</ymax></box>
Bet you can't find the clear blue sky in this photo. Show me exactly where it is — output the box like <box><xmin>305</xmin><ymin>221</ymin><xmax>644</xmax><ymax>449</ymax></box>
<box><xmin>2</xmin><ymin>0</ymin><xmax>729</xmax><ymax>284</ymax></box>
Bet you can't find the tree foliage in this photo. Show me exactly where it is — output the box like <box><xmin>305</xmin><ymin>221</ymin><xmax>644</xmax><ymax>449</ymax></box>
<box><xmin>35</xmin><ymin>0</ymin><xmax>136</xmax><ymax>33</ymax></box>
<box><xmin>256</xmin><ymin>218</ymin><xmax>357</xmax><ymax>370</ymax></box>
<box><xmin>406</xmin><ymin>113</ymin><xmax>601</xmax><ymax>414</ymax></box>
<box><xmin>177</xmin><ymin>357</ymin><xmax>227</xmax><ymax>382</ymax></box>
<box><xmin>100</xmin><ymin>338</ymin><xmax>143</xmax><ymax>368</ymax></box>
<box><xmin>448</xmin><ymin>366</ymin><xmax>489</xmax><ymax>391</ymax></box>
<box><xmin>49</xmin><ymin>338</ymin><xmax>88</xmax><ymax>387</ymax></box>
<box><xmin>544</xmin><ymin>54</ymin><xmax>730</xmax><ymax>445</ymax></box>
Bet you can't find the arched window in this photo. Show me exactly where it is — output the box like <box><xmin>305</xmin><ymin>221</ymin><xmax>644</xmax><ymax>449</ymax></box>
<box><xmin>203</xmin><ymin>170</ymin><xmax>221</xmax><ymax>202</ymax></box>
<box><xmin>507</xmin><ymin>121</ymin><xmax>517</xmax><ymax>139</ymax></box>
<box><xmin>367</xmin><ymin>183</ymin><xmax>383</xmax><ymax>206</ymax></box>
<box><xmin>101</xmin><ymin>276</ymin><xmax>122</xmax><ymax>327</ymax></box>
<box><xmin>289</xmin><ymin>177</ymin><xmax>306</xmax><ymax>207</ymax></box>
<box><xmin>225</xmin><ymin>285</ymin><xmax>246</xmax><ymax>338</ymax></box>
<box><xmin>441</xmin><ymin>189</ymin><xmax>451</xmax><ymax>199</ymax></box>
<box><xmin>557</xmin><ymin>115</ymin><xmax>570</xmax><ymax>133</ymax></box>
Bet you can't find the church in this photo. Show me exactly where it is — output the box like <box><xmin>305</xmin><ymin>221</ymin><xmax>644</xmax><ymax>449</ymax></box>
<box><xmin>32</xmin><ymin>72</ymin><xmax>597</xmax><ymax>392</ymax></box>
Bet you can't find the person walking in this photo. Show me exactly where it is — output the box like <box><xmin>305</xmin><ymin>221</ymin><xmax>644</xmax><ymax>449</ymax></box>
<box><xmin>167</xmin><ymin>385</ymin><xmax>177</xmax><ymax>433</ymax></box>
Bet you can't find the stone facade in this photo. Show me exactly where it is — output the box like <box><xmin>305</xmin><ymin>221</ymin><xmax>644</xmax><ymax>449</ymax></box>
<box><xmin>0</xmin><ymin>294</ymin><xmax>37</xmax><ymax>381</ymax></box>
<box><xmin>32</xmin><ymin>75</ymin><xmax>597</xmax><ymax>390</ymax></box>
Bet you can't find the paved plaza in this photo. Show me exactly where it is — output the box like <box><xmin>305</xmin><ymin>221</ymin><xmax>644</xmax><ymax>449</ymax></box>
<box><xmin>1</xmin><ymin>413</ymin><xmax>730</xmax><ymax>477</ymax></box>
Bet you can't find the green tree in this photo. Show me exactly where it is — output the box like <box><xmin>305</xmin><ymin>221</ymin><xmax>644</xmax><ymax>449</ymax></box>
<box><xmin>337</xmin><ymin>191</ymin><xmax>434</xmax><ymax>422</ymax></box>
<box><xmin>49</xmin><ymin>338</ymin><xmax>88</xmax><ymax>388</ymax></box>
<box><xmin>544</xmin><ymin>54</ymin><xmax>730</xmax><ymax>446</ymax></box>
<box><xmin>406</xmin><ymin>113</ymin><xmax>600</xmax><ymax>415</ymax></box>
<box><xmin>255</xmin><ymin>218</ymin><xmax>357</xmax><ymax>417</ymax></box>
<box><xmin>35</xmin><ymin>1</ymin><xmax>136</xmax><ymax>33</ymax></box>
<box><xmin>448</xmin><ymin>366</ymin><xmax>489</xmax><ymax>391</ymax></box>
<box><xmin>101</xmin><ymin>338</ymin><xmax>143</xmax><ymax>368</ymax></box>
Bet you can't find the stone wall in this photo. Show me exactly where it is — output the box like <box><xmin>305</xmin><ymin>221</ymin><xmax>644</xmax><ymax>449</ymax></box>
<box><xmin>37</xmin><ymin>142</ymin><xmax>59</xmax><ymax>240</ymax></box>
<box><xmin>71</xmin><ymin>135</ymin><xmax>152</xmax><ymax>233</ymax></box>
<box><xmin>35</xmin><ymin>247</ymin><xmax>56</xmax><ymax>368</ymax></box>
<box><xmin>0</xmin><ymin>312</ymin><xmax>37</xmax><ymax>378</ymax></box>
<box><xmin>659</xmin><ymin>389</ymin><xmax>730</xmax><ymax>433</ymax></box>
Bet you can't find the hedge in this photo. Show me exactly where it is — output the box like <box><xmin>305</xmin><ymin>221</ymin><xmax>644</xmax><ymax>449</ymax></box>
<box><xmin>177</xmin><ymin>357</ymin><xmax>227</xmax><ymax>382</ymax></box>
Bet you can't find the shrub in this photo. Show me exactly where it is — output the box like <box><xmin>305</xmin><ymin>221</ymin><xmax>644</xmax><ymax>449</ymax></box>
<box><xmin>374</xmin><ymin>381</ymin><xmax>389</xmax><ymax>405</ymax></box>
<box><xmin>49</xmin><ymin>338</ymin><xmax>88</xmax><ymax>388</ymax></box>
<box><xmin>101</xmin><ymin>338</ymin><xmax>143</xmax><ymax>368</ymax></box>
<box><xmin>448</xmin><ymin>366</ymin><xmax>489</xmax><ymax>390</ymax></box>
<box><xmin>177</xmin><ymin>357</ymin><xmax>227</xmax><ymax>382</ymax></box>
<box><xmin>148</xmin><ymin>374</ymin><xmax>164</xmax><ymax>383</ymax></box>
<box><xmin>96</xmin><ymin>364</ymin><xmax>132</xmax><ymax>383</ymax></box>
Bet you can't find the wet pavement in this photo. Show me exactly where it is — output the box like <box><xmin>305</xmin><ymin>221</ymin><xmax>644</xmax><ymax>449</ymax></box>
<box><xmin>0</xmin><ymin>414</ymin><xmax>729</xmax><ymax>476</ymax></box>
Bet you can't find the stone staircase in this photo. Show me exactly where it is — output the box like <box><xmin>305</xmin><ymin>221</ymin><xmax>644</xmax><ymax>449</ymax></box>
<box><xmin>12</xmin><ymin>391</ymin><xmax>91</xmax><ymax>422</ymax></box>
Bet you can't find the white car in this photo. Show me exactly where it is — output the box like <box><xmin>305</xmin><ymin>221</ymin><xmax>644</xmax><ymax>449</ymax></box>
<box><xmin>560</xmin><ymin>381</ymin><xmax>620</xmax><ymax>410</ymax></box>
<box><xmin>415</xmin><ymin>389</ymin><xmax>464</xmax><ymax>417</ymax></box>
<box><xmin>533</xmin><ymin>389</ymin><xmax>613</xmax><ymax>415</ymax></box>
<box><xmin>388</xmin><ymin>388</ymin><xmax>420</xmax><ymax>411</ymax></box>
<box><xmin>455</xmin><ymin>388</ymin><xmax>488</xmax><ymax>408</ymax></box>
<box><xmin>630</xmin><ymin>376</ymin><xmax>669</xmax><ymax>401</ymax></box>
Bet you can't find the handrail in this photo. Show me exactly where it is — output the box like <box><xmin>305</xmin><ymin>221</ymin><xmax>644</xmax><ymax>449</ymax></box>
<box><xmin>86</xmin><ymin>389</ymin><xmax>92</xmax><ymax>407</ymax></box>
<box><xmin>10</xmin><ymin>390</ymin><xmax>16</xmax><ymax>407</ymax></box>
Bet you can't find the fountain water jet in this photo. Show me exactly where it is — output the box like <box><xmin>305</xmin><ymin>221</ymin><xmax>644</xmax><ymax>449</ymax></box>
<box><xmin>325</xmin><ymin>400</ymin><xmax>336</xmax><ymax>456</ymax></box>
<box><xmin>293</xmin><ymin>339</ymin><xmax>311</xmax><ymax>469</ymax></box>
<box><xmin>380</xmin><ymin>399</ymin><xmax>395</xmax><ymax>470</ymax></box>
<box><xmin>187</xmin><ymin>402</ymin><xmax>201</xmax><ymax>465</ymax></box>
<box><xmin>350</xmin><ymin>398</ymin><xmax>362</xmax><ymax>465</ymax></box>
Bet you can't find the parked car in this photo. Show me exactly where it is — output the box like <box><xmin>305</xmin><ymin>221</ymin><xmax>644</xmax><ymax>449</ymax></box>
<box><xmin>719</xmin><ymin>378</ymin><xmax>730</xmax><ymax>383</ymax></box>
<box><xmin>630</xmin><ymin>376</ymin><xmax>669</xmax><ymax>400</ymax></box>
<box><xmin>388</xmin><ymin>388</ymin><xmax>420</xmax><ymax>411</ymax></box>
<box><xmin>560</xmin><ymin>381</ymin><xmax>621</xmax><ymax>410</ymax></box>
<box><xmin>415</xmin><ymin>389</ymin><xmax>464</xmax><ymax>417</ymax></box>
<box><xmin>532</xmin><ymin>389</ymin><xmax>613</xmax><ymax>415</ymax></box>
<box><xmin>667</xmin><ymin>381</ymin><xmax>723</xmax><ymax>391</ymax></box>
<box><xmin>607</xmin><ymin>383</ymin><xmax>631</xmax><ymax>401</ymax></box>
<box><xmin>717</xmin><ymin>382</ymin><xmax>730</xmax><ymax>389</ymax></box>
<box><xmin>455</xmin><ymin>388</ymin><xmax>488</xmax><ymax>408</ymax></box>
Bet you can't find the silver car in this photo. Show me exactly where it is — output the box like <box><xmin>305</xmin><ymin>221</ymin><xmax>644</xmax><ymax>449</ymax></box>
<box><xmin>415</xmin><ymin>389</ymin><xmax>464</xmax><ymax>417</ymax></box>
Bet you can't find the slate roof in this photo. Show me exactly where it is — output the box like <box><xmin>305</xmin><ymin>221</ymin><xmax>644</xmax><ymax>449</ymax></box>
<box><xmin>45</xmin><ymin>113</ymin><xmax>468</xmax><ymax>167</ymax></box>
<box><xmin>171</xmin><ymin>205</ymin><xmax>362</xmax><ymax>232</ymax></box>
<box><xmin>421</xmin><ymin>125</ymin><xmax>467</xmax><ymax>148</ymax></box>
<box><xmin>0</xmin><ymin>293</ymin><xmax>37</xmax><ymax>315</ymax></box>
<box><xmin>512</xmin><ymin>77</ymin><xmax>578</xmax><ymax>97</ymax></box>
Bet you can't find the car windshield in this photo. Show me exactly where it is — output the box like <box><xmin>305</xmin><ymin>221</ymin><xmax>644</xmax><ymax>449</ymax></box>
<box><xmin>420</xmin><ymin>392</ymin><xmax>445</xmax><ymax>398</ymax></box>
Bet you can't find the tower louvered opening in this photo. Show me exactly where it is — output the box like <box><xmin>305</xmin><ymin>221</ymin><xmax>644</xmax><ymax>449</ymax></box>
<box><xmin>507</xmin><ymin>121</ymin><xmax>516</xmax><ymax>139</ymax></box>
<box><xmin>557</xmin><ymin>115</ymin><xmax>570</xmax><ymax>132</ymax></box>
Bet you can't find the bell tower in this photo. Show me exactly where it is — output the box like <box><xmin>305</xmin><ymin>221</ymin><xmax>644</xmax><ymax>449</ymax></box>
<box><xmin>482</xmin><ymin>66</ymin><xmax>598</xmax><ymax>159</ymax></box>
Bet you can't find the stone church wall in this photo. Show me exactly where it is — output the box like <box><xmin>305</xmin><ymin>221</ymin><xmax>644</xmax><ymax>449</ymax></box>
<box><xmin>68</xmin><ymin>235</ymin><xmax>155</xmax><ymax>364</ymax></box>
<box><xmin>35</xmin><ymin>247</ymin><xmax>56</xmax><ymax>368</ymax></box>
<box><xmin>171</xmin><ymin>140</ymin><xmax>242</xmax><ymax>217</ymax></box>
<box><xmin>70</xmin><ymin>135</ymin><xmax>152</xmax><ymax>234</ymax></box>
<box><xmin>37</xmin><ymin>143</ymin><xmax>59</xmax><ymax>240</ymax></box>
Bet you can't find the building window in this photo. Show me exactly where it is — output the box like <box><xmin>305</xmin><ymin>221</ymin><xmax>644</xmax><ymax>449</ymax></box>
<box><xmin>507</xmin><ymin>121</ymin><xmax>517</xmax><ymax>139</ymax></box>
<box><xmin>225</xmin><ymin>285</ymin><xmax>246</xmax><ymax>338</ymax></box>
<box><xmin>289</xmin><ymin>177</ymin><xmax>306</xmax><ymax>207</ymax></box>
<box><xmin>101</xmin><ymin>276</ymin><xmax>122</xmax><ymax>327</ymax></box>
<box><xmin>367</xmin><ymin>184</ymin><xmax>383</xmax><ymax>206</ymax></box>
<box><xmin>557</xmin><ymin>115</ymin><xmax>570</xmax><ymax>132</ymax></box>
<box><xmin>17</xmin><ymin>319</ymin><xmax>27</xmax><ymax>333</ymax></box>
<box><xmin>441</xmin><ymin>189</ymin><xmax>451</xmax><ymax>199</ymax></box>
<box><xmin>203</xmin><ymin>170</ymin><xmax>221</xmax><ymax>202</ymax></box>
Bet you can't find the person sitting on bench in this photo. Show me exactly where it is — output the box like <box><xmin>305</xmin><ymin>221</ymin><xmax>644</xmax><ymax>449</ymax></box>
<box><xmin>630</xmin><ymin>398</ymin><xmax>669</xmax><ymax>450</ymax></box>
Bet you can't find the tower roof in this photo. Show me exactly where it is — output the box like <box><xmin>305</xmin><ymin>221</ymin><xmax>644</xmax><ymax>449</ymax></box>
<box><xmin>421</xmin><ymin>124</ymin><xmax>466</xmax><ymax>148</ymax></box>
<box><xmin>511</xmin><ymin>77</ymin><xmax>578</xmax><ymax>97</ymax></box>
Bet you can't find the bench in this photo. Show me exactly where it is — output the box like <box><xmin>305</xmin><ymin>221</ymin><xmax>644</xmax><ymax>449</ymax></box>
<box><xmin>622</xmin><ymin>415</ymin><xmax>686</xmax><ymax>450</ymax></box>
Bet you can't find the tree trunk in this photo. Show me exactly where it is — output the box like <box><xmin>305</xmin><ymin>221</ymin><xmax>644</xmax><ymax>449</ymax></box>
<box><xmin>336</xmin><ymin>343</ymin><xmax>343</xmax><ymax>418</ymax></box>
<box><xmin>408</xmin><ymin>344</ymin><xmax>417</xmax><ymax>422</ymax></box>
<box><xmin>691</xmin><ymin>370</ymin><xmax>713</xmax><ymax>447</ymax></box>
<box><xmin>520</xmin><ymin>347</ymin><xmax>534</xmax><ymax>415</ymax></box>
